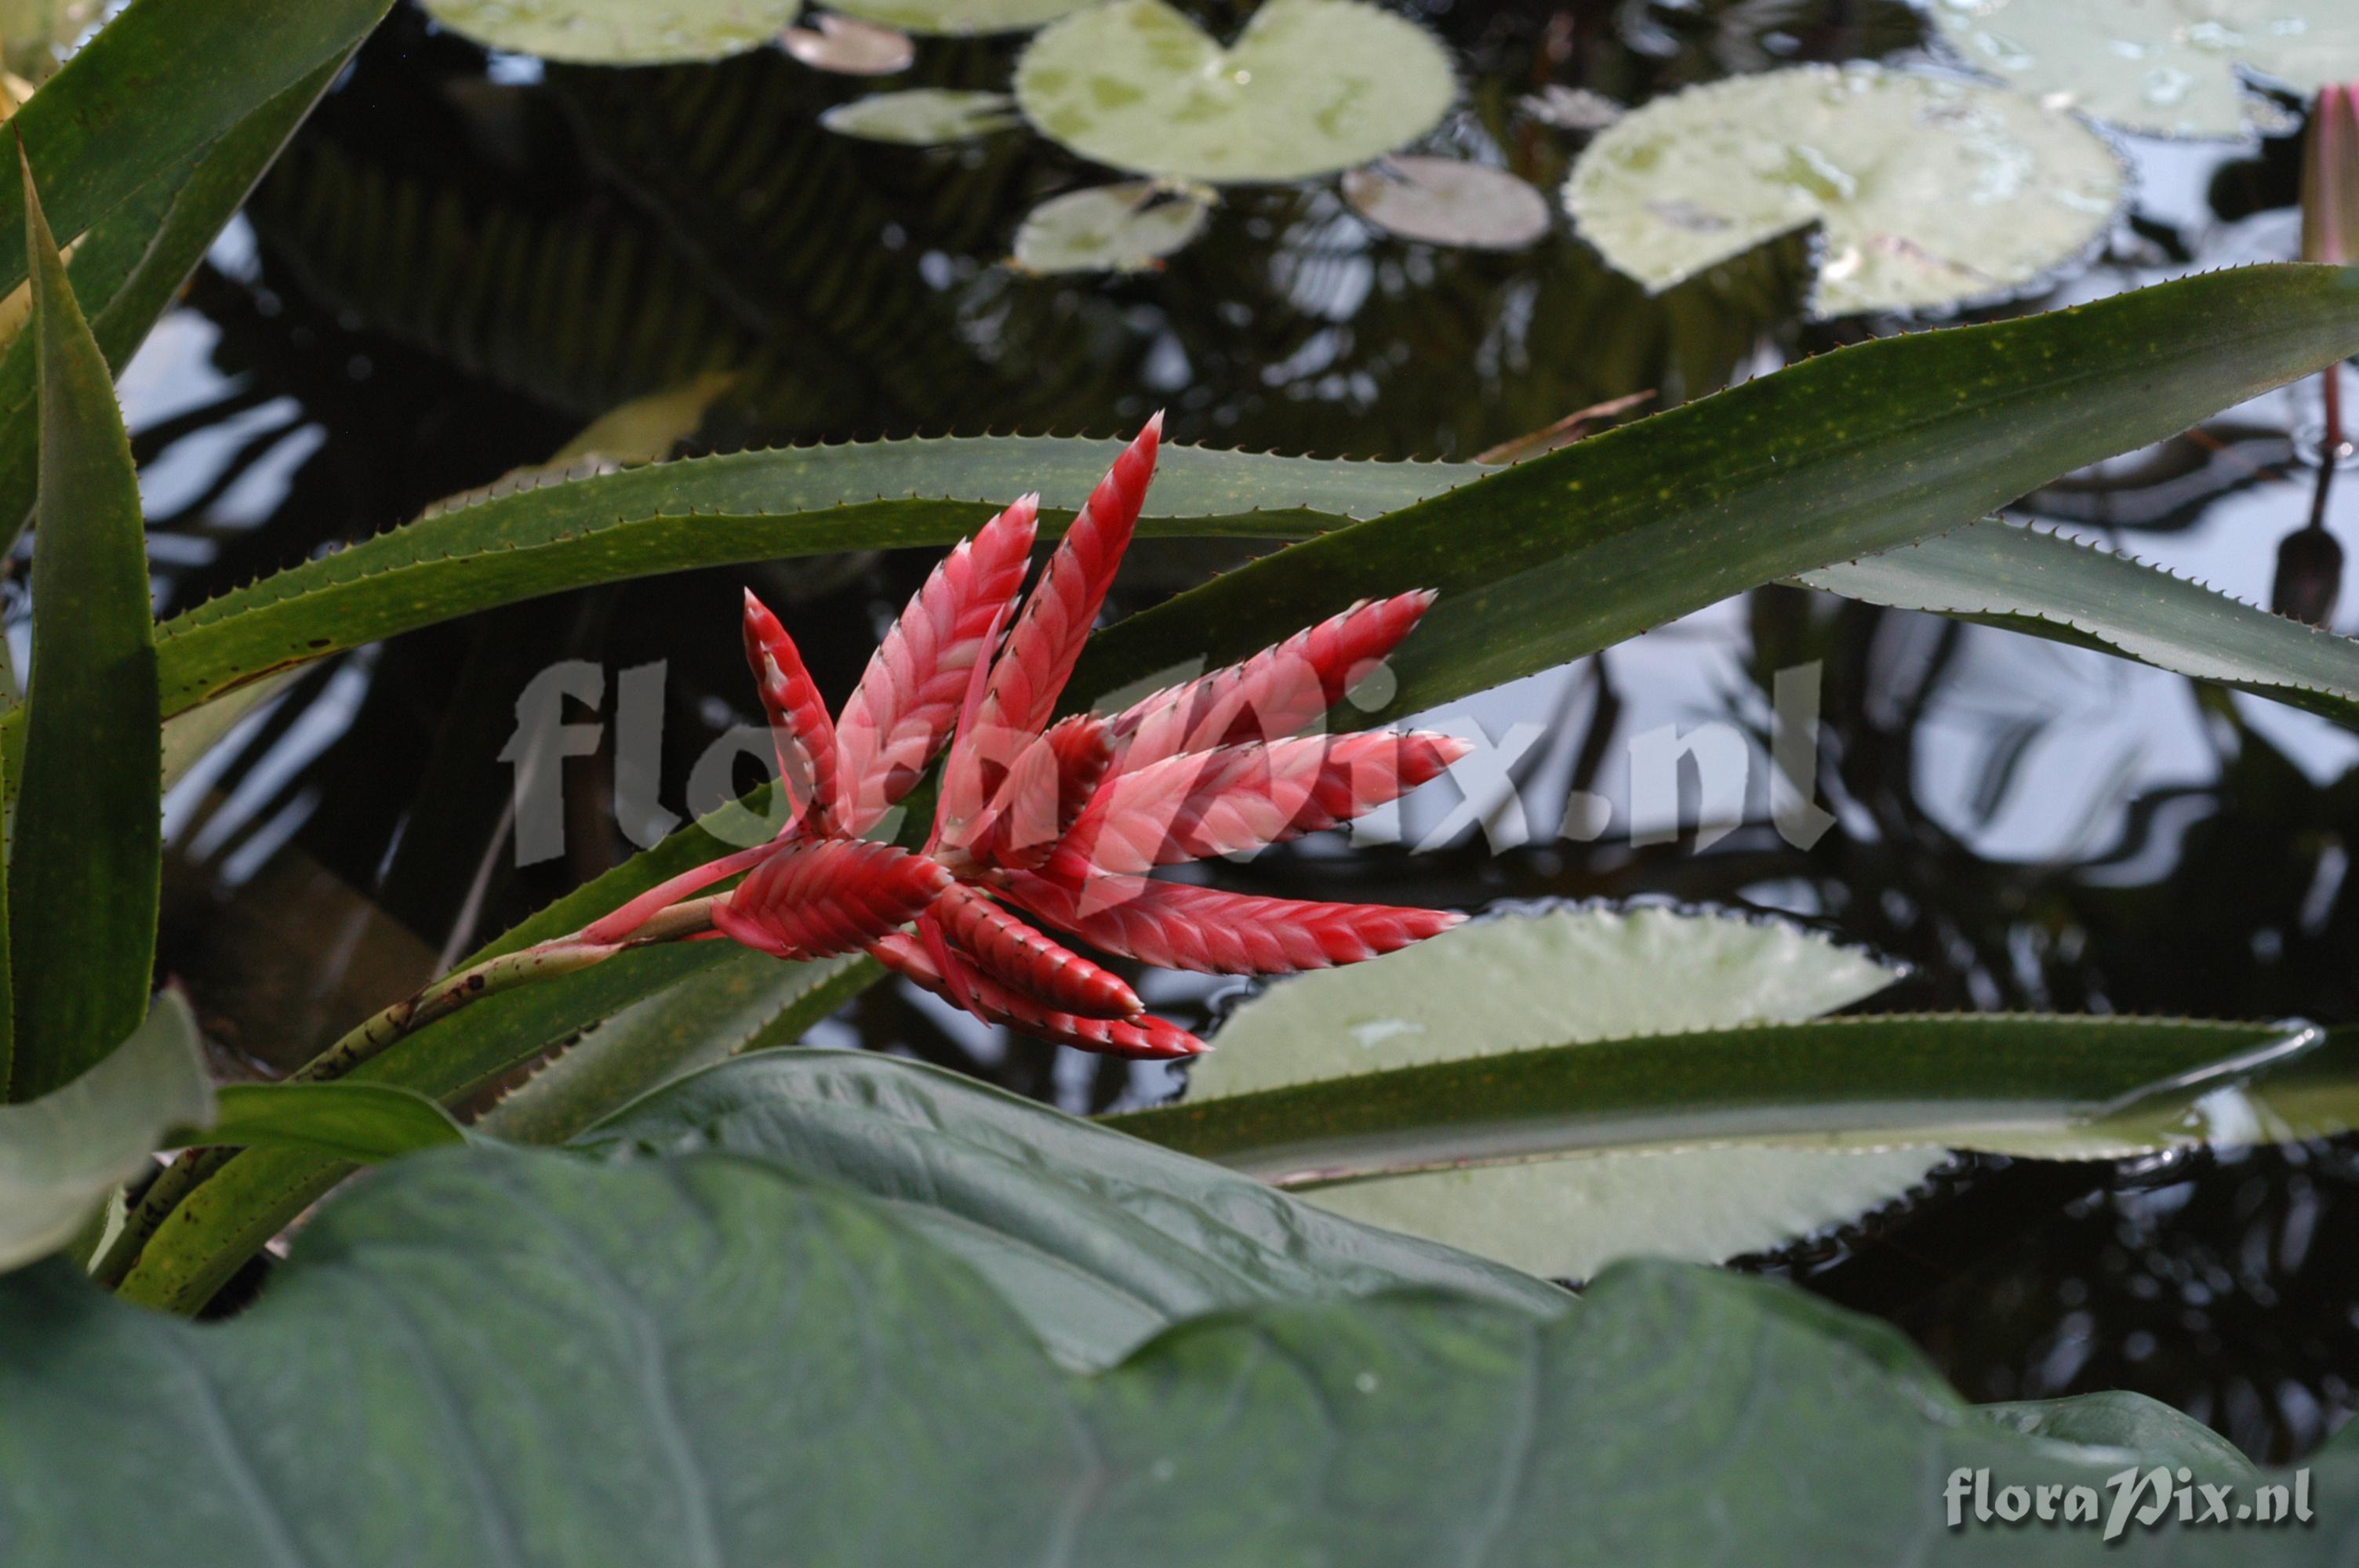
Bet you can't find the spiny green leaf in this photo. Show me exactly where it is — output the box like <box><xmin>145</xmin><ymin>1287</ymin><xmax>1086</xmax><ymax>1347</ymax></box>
<box><xmin>5</xmin><ymin>154</ymin><xmax>157</xmax><ymax>1102</ymax></box>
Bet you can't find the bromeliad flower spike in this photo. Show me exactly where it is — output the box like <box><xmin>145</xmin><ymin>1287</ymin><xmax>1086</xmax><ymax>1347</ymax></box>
<box><xmin>601</xmin><ymin>415</ymin><xmax>1470</xmax><ymax>1058</ymax></box>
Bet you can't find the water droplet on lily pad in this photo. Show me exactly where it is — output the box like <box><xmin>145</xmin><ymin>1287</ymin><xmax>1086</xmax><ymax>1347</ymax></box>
<box><xmin>827</xmin><ymin>0</ymin><xmax>1094</xmax><ymax>36</ymax></box>
<box><xmin>782</xmin><ymin>13</ymin><xmax>914</xmax><ymax>74</ymax></box>
<box><xmin>1930</xmin><ymin>0</ymin><xmax>2359</xmax><ymax>140</ymax></box>
<box><xmin>820</xmin><ymin>88</ymin><xmax>1020</xmax><ymax>144</ymax></box>
<box><xmin>1562</xmin><ymin>63</ymin><xmax>2125</xmax><ymax>319</ymax></box>
<box><xmin>423</xmin><ymin>0</ymin><xmax>803</xmax><ymax>63</ymax></box>
<box><xmin>1012</xmin><ymin>0</ymin><xmax>1456</xmax><ymax>184</ymax></box>
<box><xmin>1010</xmin><ymin>182</ymin><xmax>1212</xmax><ymax>274</ymax></box>
<box><xmin>1342</xmin><ymin>158</ymin><xmax>1550</xmax><ymax>251</ymax></box>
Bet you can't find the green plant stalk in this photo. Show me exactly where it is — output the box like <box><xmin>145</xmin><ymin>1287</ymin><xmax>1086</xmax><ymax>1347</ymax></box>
<box><xmin>91</xmin><ymin>897</ymin><xmax>721</xmax><ymax>1287</ymax></box>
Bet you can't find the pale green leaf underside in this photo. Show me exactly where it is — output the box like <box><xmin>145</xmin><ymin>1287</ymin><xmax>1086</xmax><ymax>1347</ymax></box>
<box><xmin>1012</xmin><ymin>183</ymin><xmax>1211</xmax><ymax>274</ymax></box>
<box><xmin>421</xmin><ymin>0</ymin><xmax>804</xmax><ymax>63</ymax></box>
<box><xmin>1013</xmin><ymin>0</ymin><xmax>1457</xmax><ymax>183</ymax></box>
<box><xmin>1933</xmin><ymin>0</ymin><xmax>2359</xmax><ymax>140</ymax></box>
<box><xmin>827</xmin><ymin>0</ymin><xmax>1092</xmax><ymax>37</ymax></box>
<box><xmin>0</xmin><ymin>994</ymin><xmax>209</xmax><ymax>1273</ymax></box>
<box><xmin>1341</xmin><ymin>157</ymin><xmax>1552</xmax><ymax>251</ymax></box>
<box><xmin>1562</xmin><ymin>63</ymin><xmax>2125</xmax><ymax>318</ymax></box>
<box><xmin>4</xmin><ymin>1143</ymin><xmax>2332</xmax><ymax>1565</ymax></box>
<box><xmin>819</xmin><ymin>89</ymin><xmax>1020</xmax><ymax>144</ymax></box>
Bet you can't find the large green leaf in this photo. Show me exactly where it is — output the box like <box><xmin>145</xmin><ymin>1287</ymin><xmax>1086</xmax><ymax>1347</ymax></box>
<box><xmin>4</xmin><ymin>157</ymin><xmax>158</xmax><ymax>1102</ymax></box>
<box><xmin>575</xmin><ymin>1050</ymin><xmax>1566</xmax><ymax>1368</ymax></box>
<box><xmin>0</xmin><ymin>58</ymin><xmax>348</xmax><ymax>552</ymax></box>
<box><xmin>0</xmin><ymin>993</ymin><xmax>208</xmax><ymax>1274</ymax></box>
<box><xmin>5</xmin><ymin>1143</ymin><xmax>2339</xmax><ymax>1565</ymax></box>
<box><xmin>0</xmin><ymin>0</ymin><xmax>392</xmax><ymax>303</ymax></box>
<box><xmin>1070</xmin><ymin>263</ymin><xmax>2359</xmax><ymax>728</ymax></box>
<box><xmin>1801</xmin><ymin>519</ymin><xmax>2359</xmax><ymax>728</ymax></box>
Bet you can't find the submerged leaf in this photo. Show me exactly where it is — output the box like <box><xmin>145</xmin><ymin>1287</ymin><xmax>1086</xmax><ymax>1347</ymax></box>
<box><xmin>1342</xmin><ymin>158</ymin><xmax>1550</xmax><ymax>250</ymax></box>
<box><xmin>1013</xmin><ymin>0</ymin><xmax>1456</xmax><ymax>184</ymax></box>
<box><xmin>1010</xmin><ymin>183</ymin><xmax>1210</xmax><ymax>274</ymax></box>
<box><xmin>820</xmin><ymin>87</ymin><xmax>1019</xmax><ymax>144</ymax></box>
<box><xmin>1563</xmin><ymin>63</ymin><xmax>2125</xmax><ymax>318</ymax></box>
<box><xmin>1933</xmin><ymin>0</ymin><xmax>2359</xmax><ymax>140</ymax></box>
<box><xmin>422</xmin><ymin>0</ymin><xmax>804</xmax><ymax>63</ymax></box>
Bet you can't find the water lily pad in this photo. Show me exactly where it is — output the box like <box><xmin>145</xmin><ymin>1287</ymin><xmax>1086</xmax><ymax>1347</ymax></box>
<box><xmin>1932</xmin><ymin>0</ymin><xmax>2359</xmax><ymax>140</ymax></box>
<box><xmin>820</xmin><ymin>88</ymin><xmax>1020</xmax><ymax>144</ymax></box>
<box><xmin>1013</xmin><ymin>0</ymin><xmax>1457</xmax><ymax>184</ymax></box>
<box><xmin>422</xmin><ymin>0</ymin><xmax>805</xmax><ymax>64</ymax></box>
<box><xmin>1562</xmin><ymin>63</ymin><xmax>2126</xmax><ymax>318</ymax></box>
<box><xmin>827</xmin><ymin>0</ymin><xmax>1095</xmax><ymax>36</ymax></box>
<box><xmin>782</xmin><ymin>13</ymin><xmax>913</xmax><ymax>73</ymax></box>
<box><xmin>1342</xmin><ymin>158</ymin><xmax>1550</xmax><ymax>249</ymax></box>
<box><xmin>1011</xmin><ymin>183</ymin><xmax>1212</xmax><ymax>274</ymax></box>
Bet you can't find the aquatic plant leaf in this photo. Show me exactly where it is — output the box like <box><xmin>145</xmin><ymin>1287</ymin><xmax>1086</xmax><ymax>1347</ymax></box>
<box><xmin>0</xmin><ymin>0</ymin><xmax>391</xmax><ymax>305</ymax></box>
<box><xmin>818</xmin><ymin>88</ymin><xmax>1019</xmax><ymax>143</ymax></box>
<box><xmin>576</xmin><ymin>1049</ymin><xmax>1565</xmax><ymax>1367</ymax></box>
<box><xmin>780</xmin><ymin>13</ymin><xmax>912</xmax><ymax>74</ymax></box>
<box><xmin>827</xmin><ymin>0</ymin><xmax>1093</xmax><ymax>38</ymax></box>
<box><xmin>2</xmin><ymin>1142</ymin><xmax>2319</xmax><ymax>1563</ymax></box>
<box><xmin>5</xmin><ymin>154</ymin><xmax>157</xmax><ymax>1102</ymax></box>
<box><xmin>0</xmin><ymin>993</ymin><xmax>208</xmax><ymax>1274</ymax></box>
<box><xmin>1013</xmin><ymin>0</ymin><xmax>1456</xmax><ymax>184</ymax></box>
<box><xmin>422</xmin><ymin>0</ymin><xmax>804</xmax><ymax>64</ymax></box>
<box><xmin>1010</xmin><ymin>183</ymin><xmax>1211</xmax><ymax>274</ymax></box>
<box><xmin>1342</xmin><ymin>157</ymin><xmax>1551</xmax><ymax>251</ymax></box>
<box><xmin>1801</xmin><ymin>517</ymin><xmax>2359</xmax><ymax>731</ymax></box>
<box><xmin>1562</xmin><ymin>63</ymin><xmax>2125</xmax><ymax>318</ymax></box>
<box><xmin>1932</xmin><ymin>0</ymin><xmax>2359</xmax><ymax>140</ymax></box>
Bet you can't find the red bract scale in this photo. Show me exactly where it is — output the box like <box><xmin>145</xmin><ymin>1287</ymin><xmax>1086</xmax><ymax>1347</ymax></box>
<box><xmin>594</xmin><ymin>416</ymin><xmax>1467</xmax><ymax>1057</ymax></box>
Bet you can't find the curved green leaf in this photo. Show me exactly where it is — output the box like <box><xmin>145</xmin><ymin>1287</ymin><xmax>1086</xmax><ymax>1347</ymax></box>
<box><xmin>3</xmin><ymin>1144</ymin><xmax>2324</xmax><ymax>1565</ymax></box>
<box><xmin>575</xmin><ymin>1049</ymin><xmax>1566</xmax><ymax>1368</ymax></box>
<box><xmin>1801</xmin><ymin>518</ymin><xmax>2359</xmax><ymax>728</ymax></box>
<box><xmin>0</xmin><ymin>993</ymin><xmax>208</xmax><ymax>1274</ymax></box>
<box><xmin>5</xmin><ymin>156</ymin><xmax>157</xmax><ymax>1102</ymax></box>
<box><xmin>0</xmin><ymin>0</ymin><xmax>392</xmax><ymax>304</ymax></box>
<box><xmin>193</xmin><ymin>1083</ymin><xmax>467</xmax><ymax>1165</ymax></box>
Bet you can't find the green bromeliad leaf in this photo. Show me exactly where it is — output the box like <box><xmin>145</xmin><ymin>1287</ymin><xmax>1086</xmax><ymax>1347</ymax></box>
<box><xmin>1012</xmin><ymin>0</ymin><xmax>1457</xmax><ymax>184</ymax></box>
<box><xmin>195</xmin><ymin>1083</ymin><xmax>468</xmax><ymax>1165</ymax></box>
<box><xmin>1561</xmin><ymin>63</ymin><xmax>2126</xmax><ymax>318</ymax></box>
<box><xmin>6</xmin><ymin>1142</ymin><xmax>2340</xmax><ymax>1565</ymax></box>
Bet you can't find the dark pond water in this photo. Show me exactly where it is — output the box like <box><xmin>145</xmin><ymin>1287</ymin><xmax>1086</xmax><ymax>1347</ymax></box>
<box><xmin>109</xmin><ymin>0</ymin><xmax>2359</xmax><ymax>1461</ymax></box>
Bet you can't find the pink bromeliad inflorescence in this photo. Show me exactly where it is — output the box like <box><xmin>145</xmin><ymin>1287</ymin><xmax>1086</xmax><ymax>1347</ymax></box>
<box><xmin>585</xmin><ymin>416</ymin><xmax>1470</xmax><ymax>1058</ymax></box>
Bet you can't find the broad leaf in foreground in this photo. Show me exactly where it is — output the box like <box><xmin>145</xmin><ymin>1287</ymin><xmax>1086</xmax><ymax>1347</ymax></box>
<box><xmin>4</xmin><ymin>1144</ymin><xmax>2341</xmax><ymax>1565</ymax></box>
<box><xmin>0</xmin><ymin>993</ymin><xmax>208</xmax><ymax>1273</ymax></box>
<box><xmin>576</xmin><ymin>1050</ymin><xmax>1564</xmax><ymax>1367</ymax></box>
<box><xmin>5</xmin><ymin>155</ymin><xmax>158</xmax><ymax>1101</ymax></box>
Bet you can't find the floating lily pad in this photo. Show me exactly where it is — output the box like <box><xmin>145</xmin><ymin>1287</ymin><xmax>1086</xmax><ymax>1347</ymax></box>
<box><xmin>782</xmin><ymin>13</ymin><xmax>913</xmax><ymax>73</ymax></box>
<box><xmin>1013</xmin><ymin>0</ymin><xmax>1457</xmax><ymax>184</ymax></box>
<box><xmin>828</xmin><ymin>0</ymin><xmax>1095</xmax><ymax>36</ymax></box>
<box><xmin>1562</xmin><ymin>63</ymin><xmax>2126</xmax><ymax>318</ymax></box>
<box><xmin>1932</xmin><ymin>0</ymin><xmax>2359</xmax><ymax>140</ymax></box>
<box><xmin>1011</xmin><ymin>183</ymin><xmax>1212</xmax><ymax>274</ymax></box>
<box><xmin>820</xmin><ymin>88</ymin><xmax>1020</xmax><ymax>144</ymax></box>
<box><xmin>1342</xmin><ymin>158</ymin><xmax>1550</xmax><ymax>250</ymax></box>
<box><xmin>422</xmin><ymin>0</ymin><xmax>805</xmax><ymax>64</ymax></box>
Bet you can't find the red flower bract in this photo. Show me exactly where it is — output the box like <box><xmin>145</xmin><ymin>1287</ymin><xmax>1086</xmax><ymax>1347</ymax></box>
<box><xmin>601</xmin><ymin>416</ymin><xmax>1467</xmax><ymax>1057</ymax></box>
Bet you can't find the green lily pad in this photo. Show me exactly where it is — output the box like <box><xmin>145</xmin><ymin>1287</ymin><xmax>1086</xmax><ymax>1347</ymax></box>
<box><xmin>828</xmin><ymin>0</ymin><xmax>1094</xmax><ymax>37</ymax></box>
<box><xmin>1342</xmin><ymin>157</ymin><xmax>1551</xmax><ymax>250</ymax></box>
<box><xmin>1932</xmin><ymin>0</ymin><xmax>2359</xmax><ymax>140</ymax></box>
<box><xmin>1012</xmin><ymin>0</ymin><xmax>1457</xmax><ymax>184</ymax></box>
<box><xmin>1561</xmin><ymin>63</ymin><xmax>2126</xmax><ymax>318</ymax></box>
<box><xmin>1010</xmin><ymin>183</ymin><xmax>1212</xmax><ymax>274</ymax></box>
<box><xmin>820</xmin><ymin>88</ymin><xmax>1020</xmax><ymax>144</ymax></box>
<box><xmin>421</xmin><ymin>0</ymin><xmax>805</xmax><ymax>63</ymax></box>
